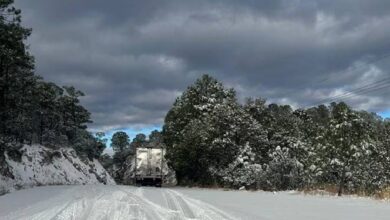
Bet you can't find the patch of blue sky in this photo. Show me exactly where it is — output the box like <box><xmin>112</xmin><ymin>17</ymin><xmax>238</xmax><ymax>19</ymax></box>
<box><xmin>379</xmin><ymin>111</ymin><xmax>390</xmax><ymax>119</ymax></box>
<box><xmin>103</xmin><ymin>125</ymin><xmax>162</xmax><ymax>147</ymax></box>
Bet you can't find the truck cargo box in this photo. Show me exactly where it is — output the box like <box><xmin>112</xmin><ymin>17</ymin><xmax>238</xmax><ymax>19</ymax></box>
<box><xmin>135</xmin><ymin>147</ymin><xmax>165</xmax><ymax>186</ymax></box>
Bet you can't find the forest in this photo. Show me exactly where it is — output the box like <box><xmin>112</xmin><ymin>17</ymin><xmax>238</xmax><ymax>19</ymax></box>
<box><xmin>162</xmin><ymin>74</ymin><xmax>390</xmax><ymax>196</ymax></box>
<box><xmin>0</xmin><ymin>0</ymin><xmax>105</xmax><ymax>161</ymax></box>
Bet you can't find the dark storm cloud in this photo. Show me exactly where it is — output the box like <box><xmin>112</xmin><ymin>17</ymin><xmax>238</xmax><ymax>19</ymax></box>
<box><xmin>14</xmin><ymin>0</ymin><xmax>390</xmax><ymax>131</ymax></box>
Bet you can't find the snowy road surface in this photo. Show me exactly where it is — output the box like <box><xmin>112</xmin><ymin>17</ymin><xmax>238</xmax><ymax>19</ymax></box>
<box><xmin>0</xmin><ymin>185</ymin><xmax>389</xmax><ymax>220</ymax></box>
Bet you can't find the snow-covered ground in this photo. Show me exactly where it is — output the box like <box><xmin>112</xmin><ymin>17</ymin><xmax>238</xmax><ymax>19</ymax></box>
<box><xmin>0</xmin><ymin>185</ymin><xmax>389</xmax><ymax>220</ymax></box>
<box><xmin>0</xmin><ymin>145</ymin><xmax>115</xmax><ymax>194</ymax></box>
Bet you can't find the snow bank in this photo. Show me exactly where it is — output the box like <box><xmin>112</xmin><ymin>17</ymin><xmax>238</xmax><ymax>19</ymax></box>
<box><xmin>176</xmin><ymin>187</ymin><xmax>390</xmax><ymax>220</ymax></box>
<box><xmin>0</xmin><ymin>144</ymin><xmax>115</xmax><ymax>194</ymax></box>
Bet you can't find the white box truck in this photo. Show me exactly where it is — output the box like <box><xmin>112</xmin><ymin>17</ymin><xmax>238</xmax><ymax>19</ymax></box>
<box><xmin>135</xmin><ymin>147</ymin><xmax>164</xmax><ymax>186</ymax></box>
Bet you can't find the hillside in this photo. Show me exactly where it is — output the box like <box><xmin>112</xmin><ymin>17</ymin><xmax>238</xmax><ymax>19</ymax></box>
<box><xmin>0</xmin><ymin>144</ymin><xmax>115</xmax><ymax>195</ymax></box>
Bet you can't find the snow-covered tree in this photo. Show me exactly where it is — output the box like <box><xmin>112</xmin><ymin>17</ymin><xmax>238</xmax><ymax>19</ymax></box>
<box><xmin>265</xmin><ymin>143</ymin><xmax>306</xmax><ymax>190</ymax></box>
<box><xmin>322</xmin><ymin>102</ymin><xmax>374</xmax><ymax>196</ymax></box>
<box><xmin>163</xmin><ymin>75</ymin><xmax>267</xmax><ymax>184</ymax></box>
<box><xmin>212</xmin><ymin>143</ymin><xmax>264</xmax><ymax>189</ymax></box>
<box><xmin>163</xmin><ymin>75</ymin><xmax>390</xmax><ymax>193</ymax></box>
<box><xmin>0</xmin><ymin>0</ymin><xmax>101</xmax><ymax>162</ymax></box>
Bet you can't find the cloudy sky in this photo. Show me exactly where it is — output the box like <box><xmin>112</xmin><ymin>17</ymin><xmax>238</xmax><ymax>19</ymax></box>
<box><xmin>15</xmin><ymin>0</ymin><xmax>390</xmax><ymax>134</ymax></box>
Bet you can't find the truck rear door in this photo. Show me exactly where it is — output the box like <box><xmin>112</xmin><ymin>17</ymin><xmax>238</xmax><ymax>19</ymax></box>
<box><xmin>136</xmin><ymin>148</ymin><xmax>149</xmax><ymax>176</ymax></box>
<box><xmin>149</xmin><ymin>148</ymin><xmax>163</xmax><ymax>176</ymax></box>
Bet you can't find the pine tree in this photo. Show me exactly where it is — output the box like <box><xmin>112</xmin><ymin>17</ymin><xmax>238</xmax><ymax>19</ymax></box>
<box><xmin>0</xmin><ymin>0</ymin><xmax>36</xmax><ymax>143</ymax></box>
<box><xmin>265</xmin><ymin>142</ymin><xmax>306</xmax><ymax>190</ymax></box>
<box><xmin>213</xmin><ymin>142</ymin><xmax>264</xmax><ymax>189</ymax></box>
<box><xmin>163</xmin><ymin>75</ymin><xmax>235</xmax><ymax>183</ymax></box>
<box><xmin>323</xmin><ymin>102</ymin><xmax>373</xmax><ymax>196</ymax></box>
<box><xmin>111</xmin><ymin>131</ymin><xmax>130</xmax><ymax>153</ymax></box>
<box><xmin>0</xmin><ymin>0</ymin><xmax>106</xmax><ymax>162</ymax></box>
<box><xmin>130</xmin><ymin>133</ymin><xmax>147</xmax><ymax>150</ymax></box>
<box><xmin>163</xmin><ymin>74</ymin><xmax>268</xmax><ymax>185</ymax></box>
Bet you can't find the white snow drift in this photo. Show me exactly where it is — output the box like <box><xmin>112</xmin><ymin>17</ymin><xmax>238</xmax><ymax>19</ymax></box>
<box><xmin>0</xmin><ymin>145</ymin><xmax>115</xmax><ymax>194</ymax></box>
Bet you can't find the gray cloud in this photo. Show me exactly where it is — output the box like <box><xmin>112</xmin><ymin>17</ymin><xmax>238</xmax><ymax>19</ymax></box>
<box><xmin>14</xmin><ymin>0</ymin><xmax>390</xmax><ymax>131</ymax></box>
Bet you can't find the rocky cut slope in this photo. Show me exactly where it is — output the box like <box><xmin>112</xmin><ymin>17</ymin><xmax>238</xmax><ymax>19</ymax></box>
<box><xmin>0</xmin><ymin>144</ymin><xmax>115</xmax><ymax>195</ymax></box>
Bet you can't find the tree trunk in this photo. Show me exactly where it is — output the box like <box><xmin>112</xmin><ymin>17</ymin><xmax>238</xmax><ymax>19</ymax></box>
<box><xmin>39</xmin><ymin>112</ymin><xmax>43</xmax><ymax>145</ymax></box>
<box><xmin>338</xmin><ymin>169</ymin><xmax>345</xmax><ymax>196</ymax></box>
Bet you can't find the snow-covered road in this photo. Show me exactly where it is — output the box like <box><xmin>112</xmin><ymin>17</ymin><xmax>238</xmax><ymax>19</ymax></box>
<box><xmin>0</xmin><ymin>185</ymin><xmax>389</xmax><ymax>220</ymax></box>
<box><xmin>0</xmin><ymin>185</ymin><xmax>235</xmax><ymax>220</ymax></box>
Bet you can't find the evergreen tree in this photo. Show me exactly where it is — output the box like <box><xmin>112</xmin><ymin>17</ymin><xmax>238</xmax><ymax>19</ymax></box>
<box><xmin>111</xmin><ymin>131</ymin><xmax>130</xmax><ymax>153</ymax></box>
<box><xmin>59</xmin><ymin>86</ymin><xmax>91</xmax><ymax>143</ymax></box>
<box><xmin>213</xmin><ymin>143</ymin><xmax>264</xmax><ymax>189</ymax></box>
<box><xmin>0</xmin><ymin>0</ymin><xmax>36</xmax><ymax>143</ymax></box>
<box><xmin>149</xmin><ymin>130</ymin><xmax>163</xmax><ymax>144</ymax></box>
<box><xmin>130</xmin><ymin>133</ymin><xmax>147</xmax><ymax>150</ymax></box>
<box><xmin>0</xmin><ymin>0</ymin><xmax>101</xmax><ymax>160</ymax></box>
<box><xmin>163</xmin><ymin>76</ymin><xmax>390</xmax><ymax>193</ymax></box>
<box><xmin>111</xmin><ymin>131</ymin><xmax>131</xmax><ymax>171</ymax></box>
<box><xmin>163</xmin><ymin>74</ymin><xmax>267</xmax><ymax>185</ymax></box>
<box><xmin>99</xmin><ymin>153</ymin><xmax>114</xmax><ymax>170</ymax></box>
<box><xmin>324</xmin><ymin>102</ymin><xmax>373</xmax><ymax>196</ymax></box>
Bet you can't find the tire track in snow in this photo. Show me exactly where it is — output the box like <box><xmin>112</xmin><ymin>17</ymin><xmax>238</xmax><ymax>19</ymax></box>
<box><xmin>44</xmin><ymin>186</ymin><xmax>106</xmax><ymax>220</ymax></box>
<box><xmin>167</xmin><ymin>189</ymin><xmax>239</xmax><ymax>220</ymax></box>
<box><xmin>0</xmin><ymin>187</ymin><xmax>81</xmax><ymax>220</ymax></box>
<box><xmin>116</xmin><ymin>186</ymin><xmax>166</xmax><ymax>220</ymax></box>
<box><xmin>2</xmin><ymin>186</ymin><xmax>239</xmax><ymax>220</ymax></box>
<box><xmin>162</xmin><ymin>190</ymin><xmax>184</xmax><ymax>220</ymax></box>
<box><xmin>162</xmin><ymin>190</ymin><xmax>181</xmax><ymax>220</ymax></box>
<box><xmin>49</xmin><ymin>191</ymin><xmax>106</xmax><ymax>220</ymax></box>
<box><xmin>91</xmin><ymin>188</ymin><xmax>145</xmax><ymax>220</ymax></box>
<box><xmin>162</xmin><ymin>190</ymin><xmax>176</xmax><ymax>210</ymax></box>
<box><xmin>49</xmin><ymin>197</ymin><xmax>86</xmax><ymax>220</ymax></box>
<box><xmin>165</xmin><ymin>190</ymin><xmax>196</xmax><ymax>219</ymax></box>
<box><xmin>28</xmin><ymin>200</ymin><xmax>78</xmax><ymax>220</ymax></box>
<box><xmin>117</xmin><ymin>190</ymin><xmax>145</xmax><ymax>220</ymax></box>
